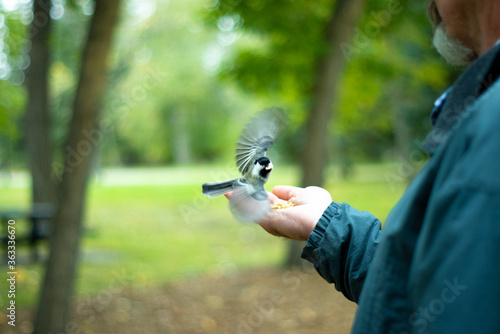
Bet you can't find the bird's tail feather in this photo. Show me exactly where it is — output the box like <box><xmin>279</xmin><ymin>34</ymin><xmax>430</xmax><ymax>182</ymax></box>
<box><xmin>202</xmin><ymin>179</ymin><xmax>237</xmax><ymax>198</ymax></box>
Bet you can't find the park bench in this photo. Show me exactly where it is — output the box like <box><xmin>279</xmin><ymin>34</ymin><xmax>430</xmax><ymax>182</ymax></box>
<box><xmin>1</xmin><ymin>203</ymin><xmax>54</xmax><ymax>263</ymax></box>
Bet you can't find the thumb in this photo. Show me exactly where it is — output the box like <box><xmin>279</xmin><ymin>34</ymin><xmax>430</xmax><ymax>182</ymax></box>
<box><xmin>272</xmin><ymin>186</ymin><xmax>303</xmax><ymax>201</ymax></box>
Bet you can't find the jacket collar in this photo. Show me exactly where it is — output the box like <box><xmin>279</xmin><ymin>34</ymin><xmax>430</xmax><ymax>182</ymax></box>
<box><xmin>423</xmin><ymin>42</ymin><xmax>500</xmax><ymax>154</ymax></box>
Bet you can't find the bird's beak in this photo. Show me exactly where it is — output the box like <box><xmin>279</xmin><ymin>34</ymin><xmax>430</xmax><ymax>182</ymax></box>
<box><xmin>265</xmin><ymin>162</ymin><xmax>273</xmax><ymax>170</ymax></box>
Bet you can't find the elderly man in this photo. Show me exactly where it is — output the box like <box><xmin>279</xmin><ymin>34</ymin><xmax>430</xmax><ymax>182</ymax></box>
<box><xmin>242</xmin><ymin>0</ymin><xmax>500</xmax><ymax>332</ymax></box>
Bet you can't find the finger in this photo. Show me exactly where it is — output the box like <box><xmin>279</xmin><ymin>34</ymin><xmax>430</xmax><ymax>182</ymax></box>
<box><xmin>266</xmin><ymin>191</ymin><xmax>280</xmax><ymax>203</ymax></box>
<box><xmin>267</xmin><ymin>191</ymin><xmax>287</xmax><ymax>204</ymax></box>
<box><xmin>272</xmin><ymin>185</ymin><xmax>303</xmax><ymax>201</ymax></box>
<box><xmin>224</xmin><ymin>191</ymin><xmax>234</xmax><ymax>199</ymax></box>
<box><xmin>258</xmin><ymin>210</ymin><xmax>308</xmax><ymax>241</ymax></box>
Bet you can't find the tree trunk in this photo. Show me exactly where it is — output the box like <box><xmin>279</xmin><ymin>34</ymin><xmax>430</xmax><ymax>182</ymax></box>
<box><xmin>172</xmin><ymin>109</ymin><xmax>191</xmax><ymax>164</ymax></box>
<box><xmin>300</xmin><ymin>0</ymin><xmax>365</xmax><ymax>187</ymax></box>
<box><xmin>24</xmin><ymin>0</ymin><xmax>56</xmax><ymax>206</ymax></box>
<box><xmin>286</xmin><ymin>0</ymin><xmax>366</xmax><ymax>266</ymax></box>
<box><xmin>284</xmin><ymin>241</ymin><xmax>306</xmax><ymax>267</ymax></box>
<box><xmin>33</xmin><ymin>1</ymin><xmax>121</xmax><ymax>333</ymax></box>
<box><xmin>390</xmin><ymin>82</ymin><xmax>410</xmax><ymax>159</ymax></box>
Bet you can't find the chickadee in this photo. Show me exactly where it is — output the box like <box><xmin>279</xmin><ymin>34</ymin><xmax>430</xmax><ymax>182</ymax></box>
<box><xmin>202</xmin><ymin>108</ymin><xmax>286</xmax><ymax>222</ymax></box>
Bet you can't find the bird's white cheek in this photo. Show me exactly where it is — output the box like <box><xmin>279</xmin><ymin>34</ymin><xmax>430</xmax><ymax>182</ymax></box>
<box><xmin>251</xmin><ymin>167</ymin><xmax>260</xmax><ymax>178</ymax></box>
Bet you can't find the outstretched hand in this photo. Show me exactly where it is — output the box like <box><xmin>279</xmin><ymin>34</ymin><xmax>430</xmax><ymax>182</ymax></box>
<box><xmin>226</xmin><ymin>185</ymin><xmax>332</xmax><ymax>241</ymax></box>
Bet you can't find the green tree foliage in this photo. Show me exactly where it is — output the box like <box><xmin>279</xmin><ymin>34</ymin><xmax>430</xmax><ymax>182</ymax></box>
<box><xmin>2</xmin><ymin>0</ymin><xmax>269</xmax><ymax>168</ymax></box>
<box><xmin>206</xmin><ymin>0</ymin><xmax>333</xmax><ymax>97</ymax></box>
<box><xmin>0</xmin><ymin>1</ymin><xmax>94</xmax><ymax>170</ymax></box>
<box><xmin>0</xmin><ymin>6</ymin><xmax>28</xmax><ymax>168</ymax></box>
<box><xmin>206</xmin><ymin>0</ymin><xmax>459</xmax><ymax>164</ymax></box>
<box><xmin>205</xmin><ymin>0</ymin><xmax>338</xmax><ymax>164</ymax></box>
<box><xmin>335</xmin><ymin>0</ymin><xmax>459</xmax><ymax>161</ymax></box>
<box><xmin>100</xmin><ymin>0</ymin><xmax>268</xmax><ymax>166</ymax></box>
<box><xmin>1</xmin><ymin>0</ymin><xmax>460</xmax><ymax>168</ymax></box>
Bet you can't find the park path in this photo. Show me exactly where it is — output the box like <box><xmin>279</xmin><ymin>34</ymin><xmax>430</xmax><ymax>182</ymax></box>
<box><xmin>0</xmin><ymin>267</ymin><xmax>356</xmax><ymax>334</ymax></box>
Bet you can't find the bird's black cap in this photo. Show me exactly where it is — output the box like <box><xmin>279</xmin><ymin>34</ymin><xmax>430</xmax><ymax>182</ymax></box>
<box><xmin>255</xmin><ymin>157</ymin><xmax>271</xmax><ymax>166</ymax></box>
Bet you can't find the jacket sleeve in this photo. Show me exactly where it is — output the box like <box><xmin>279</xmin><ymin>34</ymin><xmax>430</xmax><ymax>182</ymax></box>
<box><xmin>301</xmin><ymin>202</ymin><xmax>382</xmax><ymax>303</ymax></box>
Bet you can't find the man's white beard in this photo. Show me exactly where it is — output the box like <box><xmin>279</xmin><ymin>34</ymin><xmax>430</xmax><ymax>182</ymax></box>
<box><xmin>432</xmin><ymin>23</ymin><xmax>477</xmax><ymax>66</ymax></box>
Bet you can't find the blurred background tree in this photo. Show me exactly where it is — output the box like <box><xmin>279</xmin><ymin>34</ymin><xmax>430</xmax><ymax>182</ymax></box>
<box><xmin>20</xmin><ymin>0</ymin><xmax>122</xmax><ymax>333</ymax></box>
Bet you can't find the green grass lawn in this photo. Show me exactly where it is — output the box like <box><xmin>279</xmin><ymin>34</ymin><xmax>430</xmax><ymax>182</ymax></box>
<box><xmin>0</xmin><ymin>163</ymin><xmax>408</xmax><ymax>308</ymax></box>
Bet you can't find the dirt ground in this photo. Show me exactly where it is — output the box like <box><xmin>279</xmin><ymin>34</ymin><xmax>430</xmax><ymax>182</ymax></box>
<box><xmin>1</xmin><ymin>267</ymin><xmax>357</xmax><ymax>334</ymax></box>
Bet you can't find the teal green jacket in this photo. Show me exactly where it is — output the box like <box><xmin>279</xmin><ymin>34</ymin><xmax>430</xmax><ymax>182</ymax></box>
<box><xmin>302</xmin><ymin>43</ymin><xmax>500</xmax><ymax>333</ymax></box>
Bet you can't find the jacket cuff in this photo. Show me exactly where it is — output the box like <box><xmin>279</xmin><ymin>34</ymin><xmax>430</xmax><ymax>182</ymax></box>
<box><xmin>301</xmin><ymin>202</ymin><xmax>340</xmax><ymax>264</ymax></box>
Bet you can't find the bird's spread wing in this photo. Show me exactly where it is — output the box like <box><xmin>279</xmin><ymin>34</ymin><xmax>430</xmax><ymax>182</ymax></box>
<box><xmin>235</xmin><ymin>108</ymin><xmax>286</xmax><ymax>175</ymax></box>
